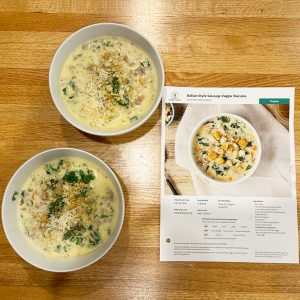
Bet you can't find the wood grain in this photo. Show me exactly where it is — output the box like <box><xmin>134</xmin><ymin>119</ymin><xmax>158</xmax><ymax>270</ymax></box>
<box><xmin>1</xmin><ymin>0</ymin><xmax>300</xmax><ymax>299</ymax></box>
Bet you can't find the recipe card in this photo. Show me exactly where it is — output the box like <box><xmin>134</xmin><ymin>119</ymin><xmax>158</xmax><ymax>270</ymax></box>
<box><xmin>160</xmin><ymin>87</ymin><xmax>298</xmax><ymax>263</ymax></box>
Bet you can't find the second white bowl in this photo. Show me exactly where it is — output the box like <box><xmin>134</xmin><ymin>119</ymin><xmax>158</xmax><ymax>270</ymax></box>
<box><xmin>2</xmin><ymin>148</ymin><xmax>125</xmax><ymax>272</ymax></box>
<box><xmin>49</xmin><ymin>23</ymin><xmax>164</xmax><ymax>136</ymax></box>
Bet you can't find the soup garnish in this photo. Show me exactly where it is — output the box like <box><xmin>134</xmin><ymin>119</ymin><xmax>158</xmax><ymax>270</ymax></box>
<box><xmin>59</xmin><ymin>36</ymin><xmax>158</xmax><ymax>131</ymax></box>
<box><xmin>14</xmin><ymin>157</ymin><xmax>119</xmax><ymax>258</ymax></box>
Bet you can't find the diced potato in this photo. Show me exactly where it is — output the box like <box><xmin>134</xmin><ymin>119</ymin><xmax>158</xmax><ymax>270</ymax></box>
<box><xmin>227</xmin><ymin>144</ymin><xmax>234</xmax><ymax>152</ymax></box>
<box><xmin>209</xmin><ymin>152</ymin><xmax>218</xmax><ymax>161</ymax></box>
<box><xmin>207</xmin><ymin>134</ymin><xmax>215</xmax><ymax>142</ymax></box>
<box><xmin>234</xmin><ymin>163</ymin><xmax>241</xmax><ymax>169</ymax></box>
<box><xmin>238</xmin><ymin>138</ymin><xmax>247</xmax><ymax>148</ymax></box>
<box><xmin>216</xmin><ymin>148</ymin><xmax>224</xmax><ymax>155</ymax></box>
<box><xmin>221</xmin><ymin>143</ymin><xmax>228</xmax><ymax>151</ymax></box>
<box><xmin>213</xmin><ymin>131</ymin><xmax>222</xmax><ymax>140</ymax></box>
<box><xmin>139</xmin><ymin>78</ymin><xmax>145</xmax><ymax>85</ymax></box>
<box><xmin>226</xmin><ymin>160</ymin><xmax>233</xmax><ymax>167</ymax></box>
<box><xmin>233</xmin><ymin>142</ymin><xmax>239</xmax><ymax>149</ymax></box>
<box><xmin>216</xmin><ymin>157</ymin><xmax>225</xmax><ymax>165</ymax></box>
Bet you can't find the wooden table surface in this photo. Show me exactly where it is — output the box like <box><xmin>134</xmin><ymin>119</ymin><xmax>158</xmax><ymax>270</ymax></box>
<box><xmin>1</xmin><ymin>1</ymin><xmax>300</xmax><ymax>299</ymax></box>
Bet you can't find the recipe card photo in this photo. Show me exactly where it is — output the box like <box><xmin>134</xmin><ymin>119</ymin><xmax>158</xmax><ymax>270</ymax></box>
<box><xmin>160</xmin><ymin>87</ymin><xmax>298</xmax><ymax>263</ymax></box>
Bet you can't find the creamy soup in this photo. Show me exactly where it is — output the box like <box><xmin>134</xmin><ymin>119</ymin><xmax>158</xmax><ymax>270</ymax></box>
<box><xmin>192</xmin><ymin>115</ymin><xmax>258</xmax><ymax>182</ymax></box>
<box><xmin>59</xmin><ymin>36</ymin><xmax>158</xmax><ymax>131</ymax></box>
<box><xmin>13</xmin><ymin>157</ymin><xmax>119</xmax><ymax>258</ymax></box>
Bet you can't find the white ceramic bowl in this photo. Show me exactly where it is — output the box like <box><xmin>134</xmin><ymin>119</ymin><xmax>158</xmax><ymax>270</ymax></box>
<box><xmin>189</xmin><ymin>113</ymin><xmax>262</xmax><ymax>185</ymax></box>
<box><xmin>49</xmin><ymin>23</ymin><xmax>165</xmax><ymax>136</ymax></box>
<box><xmin>2</xmin><ymin>148</ymin><xmax>125</xmax><ymax>272</ymax></box>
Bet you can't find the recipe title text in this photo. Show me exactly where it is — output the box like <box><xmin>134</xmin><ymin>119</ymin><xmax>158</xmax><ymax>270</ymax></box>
<box><xmin>187</xmin><ymin>94</ymin><xmax>247</xmax><ymax>99</ymax></box>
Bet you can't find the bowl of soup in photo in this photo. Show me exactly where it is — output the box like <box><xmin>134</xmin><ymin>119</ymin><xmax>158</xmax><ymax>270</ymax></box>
<box><xmin>49</xmin><ymin>23</ymin><xmax>164</xmax><ymax>136</ymax></box>
<box><xmin>2</xmin><ymin>148</ymin><xmax>125</xmax><ymax>272</ymax></box>
<box><xmin>189</xmin><ymin>113</ymin><xmax>262</xmax><ymax>185</ymax></box>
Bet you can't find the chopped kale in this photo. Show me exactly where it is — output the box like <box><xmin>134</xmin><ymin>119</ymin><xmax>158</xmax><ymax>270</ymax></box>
<box><xmin>63</xmin><ymin>169</ymin><xmax>95</xmax><ymax>184</ymax></box>
<box><xmin>198</xmin><ymin>138</ymin><xmax>209</xmax><ymax>147</ymax></box>
<box><xmin>79</xmin><ymin>169</ymin><xmax>95</xmax><ymax>184</ymax></box>
<box><xmin>102</xmin><ymin>41</ymin><xmax>112</xmax><ymax>47</ymax></box>
<box><xmin>12</xmin><ymin>191</ymin><xmax>18</xmax><ymax>201</ymax></box>
<box><xmin>140</xmin><ymin>60</ymin><xmax>151</xmax><ymax>68</ymax></box>
<box><xmin>116</xmin><ymin>95</ymin><xmax>131</xmax><ymax>108</ymax></box>
<box><xmin>45</xmin><ymin>159</ymin><xmax>65</xmax><ymax>174</ymax></box>
<box><xmin>247</xmin><ymin>141</ymin><xmax>253</xmax><ymax>147</ymax></box>
<box><xmin>212</xmin><ymin>163</ymin><xmax>219</xmax><ymax>170</ymax></box>
<box><xmin>246</xmin><ymin>165</ymin><xmax>252</xmax><ymax>170</ymax></box>
<box><xmin>69</xmin><ymin>78</ymin><xmax>76</xmax><ymax>90</ymax></box>
<box><xmin>46</xmin><ymin>178</ymin><xmax>58</xmax><ymax>190</ymax></box>
<box><xmin>204</xmin><ymin>121</ymin><xmax>215</xmax><ymax>125</ymax></box>
<box><xmin>111</xmin><ymin>76</ymin><xmax>120</xmax><ymax>94</ymax></box>
<box><xmin>88</xmin><ymin>228</ymin><xmax>101</xmax><ymax>247</ymax></box>
<box><xmin>62</xmin><ymin>87</ymin><xmax>67</xmax><ymax>95</ymax></box>
<box><xmin>238</xmin><ymin>156</ymin><xmax>245</xmax><ymax>161</ymax></box>
<box><xmin>217</xmin><ymin>116</ymin><xmax>230</xmax><ymax>123</ymax></box>
<box><xmin>215</xmin><ymin>170</ymin><xmax>224</xmax><ymax>176</ymax></box>
<box><xmin>77</xmin><ymin>186</ymin><xmax>90</xmax><ymax>198</ymax></box>
<box><xmin>48</xmin><ymin>195</ymin><xmax>65</xmax><ymax>217</ymax></box>
<box><xmin>63</xmin><ymin>223</ymin><xmax>86</xmax><ymax>245</ymax></box>
<box><xmin>63</xmin><ymin>170</ymin><xmax>78</xmax><ymax>183</ymax></box>
<box><xmin>231</xmin><ymin>122</ymin><xmax>240</xmax><ymax>129</ymax></box>
<box><xmin>129</xmin><ymin>116</ymin><xmax>138</xmax><ymax>122</ymax></box>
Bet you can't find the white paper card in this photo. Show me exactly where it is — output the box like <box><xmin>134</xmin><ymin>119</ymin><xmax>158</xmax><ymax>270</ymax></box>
<box><xmin>161</xmin><ymin>87</ymin><xmax>298</xmax><ymax>263</ymax></box>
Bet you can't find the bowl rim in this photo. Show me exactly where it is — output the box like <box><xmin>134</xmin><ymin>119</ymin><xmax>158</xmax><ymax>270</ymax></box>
<box><xmin>188</xmin><ymin>113</ymin><xmax>262</xmax><ymax>186</ymax></box>
<box><xmin>1</xmin><ymin>147</ymin><xmax>125</xmax><ymax>272</ymax></box>
<box><xmin>49</xmin><ymin>22</ymin><xmax>165</xmax><ymax>136</ymax></box>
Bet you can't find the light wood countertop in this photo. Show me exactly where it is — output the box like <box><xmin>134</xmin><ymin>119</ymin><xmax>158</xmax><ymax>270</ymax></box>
<box><xmin>1</xmin><ymin>1</ymin><xmax>300</xmax><ymax>299</ymax></box>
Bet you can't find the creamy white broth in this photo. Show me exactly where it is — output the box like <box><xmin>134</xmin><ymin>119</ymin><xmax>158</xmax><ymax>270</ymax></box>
<box><xmin>59</xmin><ymin>36</ymin><xmax>158</xmax><ymax>131</ymax></box>
<box><xmin>192</xmin><ymin>115</ymin><xmax>258</xmax><ymax>182</ymax></box>
<box><xmin>15</xmin><ymin>157</ymin><xmax>119</xmax><ymax>258</ymax></box>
